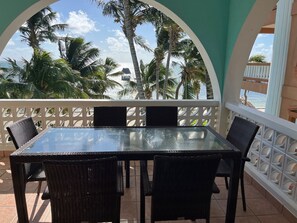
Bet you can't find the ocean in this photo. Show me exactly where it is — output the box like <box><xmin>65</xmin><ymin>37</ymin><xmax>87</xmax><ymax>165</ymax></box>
<box><xmin>0</xmin><ymin>60</ymin><xmax>267</xmax><ymax>109</ymax></box>
<box><xmin>240</xmin><ymin>90</ymin><xmax>267</xmax><ymax>109</ymax></box>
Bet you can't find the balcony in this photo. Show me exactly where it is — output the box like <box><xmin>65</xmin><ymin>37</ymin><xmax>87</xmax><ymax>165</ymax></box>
<box><xmin>0</xmin><ymin>99</ymin><xmax>297</xmax><ymax>222</ymax></box>
<box><xmin>0</xmin><ymin>157</ymin><xmax>294</xmax><ymax>223</ymax></box>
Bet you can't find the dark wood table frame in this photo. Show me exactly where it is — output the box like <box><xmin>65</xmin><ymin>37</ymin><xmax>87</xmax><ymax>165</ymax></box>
<box><xmin>10</xmin><ymin>126</ymin><xmax>241</xmax><ymax>223</ymax></box>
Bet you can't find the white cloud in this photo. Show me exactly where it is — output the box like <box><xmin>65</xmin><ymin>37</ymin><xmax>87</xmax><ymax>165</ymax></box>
<box><xmin>106</xmin><ymin>30</ymin><xmax>129</xmax><ymax>52</ymax></box>
<box><xmin>7</xmin><ymin>40</ymin><xmax>15</xmax><ymax>46</ymax></box>
<box><xmin>104</xmin><ymin>29</ymin><xmax>153</xmax><ymax>64</ymax></box>
<box><xmin>66</xmin><ymin>10</ymin><xmax>99</xmax><ymax>35</ymax></box>
<box><xmin>250</xmin><ymin>43</ymin><xmax>273</xmax><ymax>62</ymax></box>
<box><xmin>255</xmin><ymin>43</ymin><xmax>265</xmax><ymax>49</ymax></box>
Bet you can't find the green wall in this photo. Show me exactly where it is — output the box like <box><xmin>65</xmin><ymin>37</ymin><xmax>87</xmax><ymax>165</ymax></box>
<box><xmin>0</xmin><ymin>0</ymin><xmax>256</xmax><ymax>94</ymax></box>
<box><xmin>156</xmin><ymin>0</ymin><xmax>230</xmax><ymax>92</ymax></box>
<box><xmin>225</xmin><ymin>0</ymin><xmax>256</xmax><ymax>78</ymax></box>
<box><xmin>0</xmin><ymin>0</ymin><xmax>37</xmax><ymax>34</ymax></box>
<box><xmin>156</xmin><ymin>0</ymin><xmax>256</xmax><ymax>93</ymax></box>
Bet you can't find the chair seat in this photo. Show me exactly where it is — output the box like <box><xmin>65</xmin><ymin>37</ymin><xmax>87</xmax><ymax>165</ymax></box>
<box><xmin>42</xmin><ymin>161</ymin><xmax>124</xmax><ymax>200</ymax></box>
<box><xmin>41</xmin><ymin>186</ymin><xmax>50</xmax><ymax>200</ymax></box>
<box><xmin>216</xmin><ymin>159</ymin><xmax>231</xmax><ymax>177</ymax></box>
<box><xmin>27</xmin><ymin>168</ymin><xmax>46</xmax><ymax>182</ymax></box>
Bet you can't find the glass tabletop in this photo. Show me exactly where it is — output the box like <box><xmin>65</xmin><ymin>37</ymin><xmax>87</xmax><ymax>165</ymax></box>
<box><xmin>21</xmin><ymin>127</ymin><xmax>233</xmax><ymax>154</ymax></box>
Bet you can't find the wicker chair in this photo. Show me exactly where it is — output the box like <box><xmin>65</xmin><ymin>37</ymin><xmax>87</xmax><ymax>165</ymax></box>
<box><xmin>140</xmin><ymin>155</ymin><xmax>221</xmax><ymax>223</ymax></box>
<box><xmin>94</xmin><ymin>107</ymin><xmax>127</xmax><ymax>127</ymax></box>
<box><xmin>216</xmin><ymin>116</ymin><xmax>259</xmax><ymax>211</ymax></box>
<box><xmin>43</xmin><ymin>157</ymin><xmax>123</xmax><ymax>223</ymax></box>
<box><xmin>93</xmin><ymin>106</ymin><xmax>130</xmax><ymax>188</ymax></box>
<box><xmin>6</xmin><ymin>117</ymin><xmax>46</xmax><ymax>195</ymax></box>
<box><xmin>146</xmin><ymin>106</ymin><xmax>178</xmax><ymax>126</ymax></box>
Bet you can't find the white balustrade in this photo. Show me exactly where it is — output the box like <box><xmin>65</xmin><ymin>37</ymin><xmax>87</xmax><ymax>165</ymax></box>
<box><xmin>226</xmin><ymin>102</ymin><xmax>297</xmax><ymax>217</ymax></box>
<box><xmin>244</xmin><ymin>63</ymin><xmax>270</xmax><ymax>79</ymax></box>
<box><xmin>0</xmin><ymin>99</ymin><xmax>220</xmax><ymax>151</ymax></box>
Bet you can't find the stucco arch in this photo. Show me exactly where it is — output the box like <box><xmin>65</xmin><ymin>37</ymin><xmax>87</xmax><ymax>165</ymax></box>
<box><xmin>219</xmin><ymin>0</ymin><xmax>278</xmax><ymax>133</ymax></box>
<box><xmin>0</xmin><ymin>0</ymin><xmax>221</xmax><ymax>101</ymax></box>
<box><xmin>142</xmin><ymin>0</ymin><xmax>221</xmax><ymax>101</ymax></box>
<box><xmin>0</xmin><ymin>0</ymin><xmax>57</xmax><ymax>56</ymax></box>
<box><xmin>224</xmin><ymin>0</ymin><xmax>277</xmax><ymax>104</ymax></box>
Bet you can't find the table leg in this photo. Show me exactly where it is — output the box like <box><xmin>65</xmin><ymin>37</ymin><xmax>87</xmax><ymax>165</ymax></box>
<box><xmin>140</xmin><ymin>167</ymin><xmax>145</xmax><ymax>223</ymax></box>
<box><xmin>10</xmin><ymin>158</ymin><xmax>29</xmax><ymax>223</ymax></box>
<box><xmin>125</xmin><ymin>161</ymin><xmax>130</xmax><ymax>188</ymax></box>
<box><xmin>225</xmin><ymin>156</ymin><xmax>241</xmax><ymax>223</ymax></box>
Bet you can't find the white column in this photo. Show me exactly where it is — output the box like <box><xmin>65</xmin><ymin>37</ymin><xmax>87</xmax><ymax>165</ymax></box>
<box><xmin>265</xmin><ymin>0</ymin><xmax>294</xmax><ymax>116</ymax></box>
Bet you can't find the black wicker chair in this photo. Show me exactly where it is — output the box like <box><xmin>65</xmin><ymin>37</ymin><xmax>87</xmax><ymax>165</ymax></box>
<box><xmin>43</xmin><ymin>157</ymin><xmax>123</xmax><ymax>223</ymax></box>
<box><xmin>6</xmin><ymin>117</ymin><xmax>46</xmax><ymax>195</ymax></box>
<box><xmin>146</xmin><ymin>106</ymin><xmax>178</xmax><ymax>126</ymax></box>
<box><xmin>140</xmin><ymin>155</ymin><xmax>221</xmax><ymax>223</ymax></box>
<box><xmin>94</xmin><ymin>107</ymin><xmax>127</xmax><ymax>127</ymax></box>
<box><xmin>93</xmin><ymin>106</ymin><xmax>130</xmax><ymax>188</ymax></box>
<box><xmin>216</xmin><ymin>116</ymin><xmax>259</xmax><ymax>211</ymax></box>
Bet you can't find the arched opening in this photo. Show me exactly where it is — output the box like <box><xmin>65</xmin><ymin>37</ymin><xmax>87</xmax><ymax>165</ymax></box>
<box><xmin>0</xmin><ymin>0</ymin><xmax>220</xmax><ymax>101</ymax></box>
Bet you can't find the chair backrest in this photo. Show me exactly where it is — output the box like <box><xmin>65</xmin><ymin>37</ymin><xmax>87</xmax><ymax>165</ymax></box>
<box><xmin>226</xmin><ymin>116</ymin><xmax>259</xmax><ymax>158</ymax></box>
<box><xmin>94</xmin><ymin>107</ymin><xmax>127</xmax><ymax>127</ymax></box>
<box><xmin>151</xmin><ymin>155</ymin><xmax>221</xmax><ymax>221</ymax></box>
<box><xmin>6</xmin><ymin>117</ymin><xmax>40</xmax><ymax>178</ymax></box>
<box><xmin>6</xmin><ymin>117</ymin><xmax>38</xmax><ymax>149</ymax></box>
<box><xmin>43</xmin><ymin>157</ymin><xmax>121</xmax><ymax>223</ymax></box>
<box><xmin>146</xmin><ymin>106</ymin><xmax>178</xmax><ymax>126</ymax></box>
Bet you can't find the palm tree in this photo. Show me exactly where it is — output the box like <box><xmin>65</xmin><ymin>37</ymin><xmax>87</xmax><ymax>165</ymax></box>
<box><xmin>153</xmin><ymin>46</ymin><xmax>165</xmax><ymax>99</ymax></box>
<box><xmin>159</xmin><ymin>18</ymin><xmax>184</xmax><ymax>99</ymax></box>
<box><xmin>93</xmin><ymin>0</ymin><xmax>151</xmax><ymax>99</ymax></box>
<box><xmin>3</xmin><ymin>50</ymin><xmax>85</xmax><ymax>99</ymax></box>
<box><xmin>59</xmin><ymin>37</ymin><xmax>122</xmax><ymax>98</ymax></box>
<box><xmin>19</xmin><ymin>6</ymin><xmax>67</xmax><ymax>50</ymax></box>
<box><xmin>118</xmin><ymin>59</ymin><xmax>176</xmax><ymax>99</ymax></box>
<box><xmin>173</xmin><ymin>39</ymin><xmax>207</xmax><ymax>99</ymax></box>
<box><xmin>144</xmin><ymin>8</ymin><xmax>167</xmax><ymax>99</ymax></box>
<box><xmin>0</xmin><ymin>66</ymin><xmax>33</xmax><ymax>98</ymax></box>
<box><xmin>59</xmin><ymin>37</ymin><xmax>101</xmax><ymax>77</ymax></box>
<box><xmin>96</xmin><ymin>57</ymin><xmax>123</xmax><ymax>98</ymax></box>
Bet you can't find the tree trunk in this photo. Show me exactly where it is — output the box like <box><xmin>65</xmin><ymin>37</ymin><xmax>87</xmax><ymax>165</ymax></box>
<box><xmin>163</xmin><ymin>27</ymin><xmax>173</xmax><ymax>99</ymax></box>
<box><xmin>205</xmin><ymin>73</ymin><xmax>213</xmax><ymax>99</ymax></box>
<box><xmin>175</xmin><ymin>81</ymin><xmax>183</xmax><ymax>99</ymax></box>
<box><xmin>155</xmin><ymin>62</ymin><xmax>161</xmax><ymax>99</ymax></box>
<box><xmin>123</xmin><ymin>0</ymin><xmax>145</xmax><ymax>99</ymax></box>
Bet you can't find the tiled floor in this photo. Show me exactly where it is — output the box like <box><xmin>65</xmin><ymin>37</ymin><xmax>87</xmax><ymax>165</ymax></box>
<box><xmin>0</xmin><ymin>157</ymin><xmax>295</xmax><ymax>223</ymax></box>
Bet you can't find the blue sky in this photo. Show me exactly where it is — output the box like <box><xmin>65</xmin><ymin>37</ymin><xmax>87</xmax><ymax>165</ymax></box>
<box><xmin>0</xmin><ymin>0</ymin><xmax>274</xmax><ymax>66</ymax></box>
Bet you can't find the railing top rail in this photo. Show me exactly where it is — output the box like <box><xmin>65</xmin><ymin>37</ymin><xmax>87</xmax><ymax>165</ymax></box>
<box><xmin>226</xmin><ymin>102</ymin><xmax>297</xmax><ymax>139</ymax></box>
<box><xmin>246</xmin><ymin>63</ymin><xmax>271</xmax><ymax>66</ymax></box>
<box><xmin>0</xmin><ymin>99</ymin><xmax>220</xmax><ymax>107</ymax></box>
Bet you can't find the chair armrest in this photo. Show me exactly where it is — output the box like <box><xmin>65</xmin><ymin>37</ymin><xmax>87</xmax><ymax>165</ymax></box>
<box><xmin>140</xmin><ymin>160</ymin><xmax>152</xmax><ymax>196</ymax></box>
<box><xmin>212</xmin><ymin>183</ymin><xmax>220</xmax><ymax>194</ymax></box>
<box><xmin>242</xmin><ymin>157</ymin><xmax>250</xmax><ymax>162</ymax></box>
<box><xmin>41</xmin><ymin>186</ymin><xmax>50</xmax><ymax>200</ymax></box>
<box><xmin>117</xmin><ymin>161</ymin><xmax>124</xmax><ymax>195</ymax></box>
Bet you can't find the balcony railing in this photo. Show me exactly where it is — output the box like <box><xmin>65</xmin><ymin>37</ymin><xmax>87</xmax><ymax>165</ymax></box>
<box><xmin>226</xmin><ymin>102</ymin><xmax>297</xmax><ymax>217</ymax></box>
<box><xmin>244</xmin><ymin>63</ymin><xmax>270</xmax><ymax>79</ymax></box>
<box><xmin>1</xmin><ymin>99</ymin><xmax>297</xmax><ymax>218</ymax></box>
<box><xmin>0</xmin><ymin>99</ymin><xmax>220</xmax><ymax>151</ymax></box>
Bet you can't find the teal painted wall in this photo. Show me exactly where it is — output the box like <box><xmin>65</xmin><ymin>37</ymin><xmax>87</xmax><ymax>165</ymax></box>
<box><xmin>156</xmin><ymin>0</ymin><xmax>256</xmax><ymax>93</ymax></box>
<box><xmin>0</xmin><ymin>0</ymin><xmax>256</xmax><ymax>94</ymax></box>
<box><xmin>156</xmin><ymin>0</ymin><xmax>229</xmax><ymax>92</ymax></box>
<box><xmin>0</xmin><ymin>0</ymin><xmax>37</xmax><ymax>34</ymax></box>
<box><xmin>225</xmin><ymin>0</ymin><xmax>256</xmax><ymax>78</ymax></box>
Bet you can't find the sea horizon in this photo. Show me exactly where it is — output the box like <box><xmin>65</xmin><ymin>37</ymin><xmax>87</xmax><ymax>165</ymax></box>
<box><xmin>0</xmin><ymin>60</ymin><xmax>267</xmax><ymax>109</ymax></box>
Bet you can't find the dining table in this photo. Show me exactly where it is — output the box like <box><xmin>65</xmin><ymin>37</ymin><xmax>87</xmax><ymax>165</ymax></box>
<box><xmin>10</xmin><ymin>126</ymin><xmax>241</xmax><ymax>223</ymax></box>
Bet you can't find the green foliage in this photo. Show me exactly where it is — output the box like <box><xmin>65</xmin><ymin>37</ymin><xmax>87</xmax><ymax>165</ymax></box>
<box><xmin>2</xmin><ymin>2</ymin><xmax>211</xmax><ymax>101</ymax></box>
<box><xmin>249</xmin><ymin>54</ymin><xmax>267</xmax><ymax>63</ymax></box>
